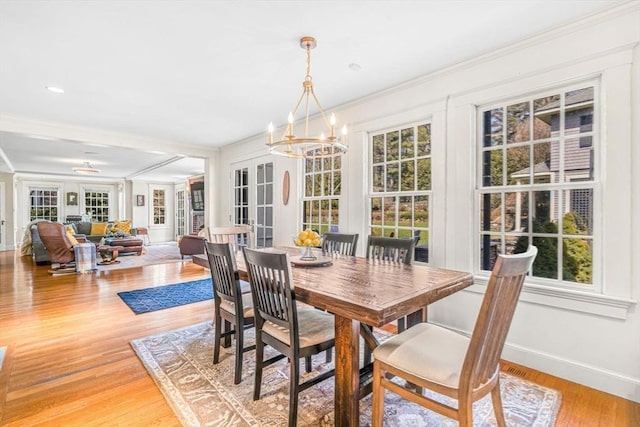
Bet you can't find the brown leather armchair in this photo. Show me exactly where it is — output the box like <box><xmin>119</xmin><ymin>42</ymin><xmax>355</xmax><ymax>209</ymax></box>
<box><xmin>36</xmin><ymin>222</ymin><xmax>76</xmax><ymax>266</ymax></box>
<box><xmin>178</xmin><ymin>234</ymin><xmax>205</xmax><ymax>259</ymax></box>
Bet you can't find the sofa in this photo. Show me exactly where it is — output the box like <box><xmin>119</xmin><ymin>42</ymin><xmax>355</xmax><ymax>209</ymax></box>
<box><xmin>70</xmin><ymin>221</ymin><xmax>113</xmax><ymax>244</ymax></box>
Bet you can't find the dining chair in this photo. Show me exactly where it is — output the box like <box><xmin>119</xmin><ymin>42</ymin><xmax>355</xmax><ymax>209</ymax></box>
<box><xmin>366</xmin><ymin>235</ymin><xmax>414</xmax><ymax>264</ymax></box>
<box><xmin>242</xmin><ymin>247</ymin><xmax>336</xmax><ymax>427</ymax></box>
<box><xmin>322</xmin><ymin>232</ymin><xmax>359</xmax><ymax>256</ymax></box>
<box><xmin>371</xmin><ymin>246</ymin><xmax>538</xmax><ymax>427</ymax></box>
<box><xmin>204</xmin><ymin>241</ymin><xmax>255</xmax><ymax>384</ymax></box>
<box><xmin>204</xmin><ymin>225</ymin><xmax>254</xmax><ymax>253</ymax></box>
<box><xmin>366</xmin><ymin>235</ymin><xmax>416</xmax><ymax>332</ymax></box>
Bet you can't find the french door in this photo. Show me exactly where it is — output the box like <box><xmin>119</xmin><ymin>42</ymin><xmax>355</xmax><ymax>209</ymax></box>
<box><xmin>231</xmin><ymin>157</ymin><xmax>274</xmax><ymax>248</ymax></box>
<box><xmin>175</xmin><ymin>188</ymin><xmax>186</xmax><ymax>238</ymax></box>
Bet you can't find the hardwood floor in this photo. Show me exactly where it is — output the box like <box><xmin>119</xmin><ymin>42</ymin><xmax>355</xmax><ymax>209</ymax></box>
<box><xmin>1</xmin><ymin>249</ymin><xmax>639</xmax><ymax>426</ymax></box>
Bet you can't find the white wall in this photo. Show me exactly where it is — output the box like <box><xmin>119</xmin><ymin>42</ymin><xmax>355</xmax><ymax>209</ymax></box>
<box><xmin>215</xmin><ymin>3</ymin><xmax>640</xmax><ymax>402</ymax></box>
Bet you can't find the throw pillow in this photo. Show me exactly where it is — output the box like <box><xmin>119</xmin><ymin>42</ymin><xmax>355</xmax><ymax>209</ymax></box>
<box><xmin>112</xmin><ymin>220</ymin><xmax>132</xmax><ymax>234</ymax></box>
<box><xmin>90</xmin><ymin>222</ymin><xmax>108</xmax><ymax>235</ymax></box>
<box><xmin>66</xmin><ymin>230</ymin><xmax>79</xmax><ymax>246</ymax></box>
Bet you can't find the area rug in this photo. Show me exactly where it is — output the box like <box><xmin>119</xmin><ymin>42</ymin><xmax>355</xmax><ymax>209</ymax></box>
<box><xmin>118</xmin><ymin>279</ymin><xmax>212</xmax><ymax>314</ymax></box>
<box><xmin>99</xmin><ymin>242</ymin><xmax>189</xmax><ymax>271</ymax></box>
<box><xmin>131</xmin><ymin>322</ymin><xmax>562</xmax><ymax>426</ymax></box>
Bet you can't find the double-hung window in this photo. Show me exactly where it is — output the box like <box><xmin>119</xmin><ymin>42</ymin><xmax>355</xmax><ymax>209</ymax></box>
<box><xmin>153</xmin><ymin>189</ymin><xmax>166</xmax><ymax>225</ymax></box>
<box><xmin>369</xmin><ymin>122</ymin><xmax>431</xmax><ymax>262</ymax></box>
<box><xmin>29</xmin><ymin>187</ymin><xmax>59</xmax><ymax>221</ymax></box>
<box><xmin>478</xmin><ymin>83</ymin><xmax>596</xmax><ymax>287</ymax></box>
<box><xmin>302</xmin><ymin>149</ymin><xmax>341</xmax><ymax>234</ymax></box>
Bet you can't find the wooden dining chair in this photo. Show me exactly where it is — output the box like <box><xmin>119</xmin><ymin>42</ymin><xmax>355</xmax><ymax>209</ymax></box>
<box><xmin>322</xmin><ymin>232</ymin><xmax>359</xmax><ymax>256</ymax></box>
<box><xmin>242</xmin><ymin>247</ymin><xmax>336</xmax><ymax>427</ymax></box>
<box><xmin>371</xmin><ymin>246</ymin><xmax>538</xmax><ymax>427</ymax></box>
<box><xmin>366</xmin><ymin>235</ymin><xmax>416</xmax><ymax>332</ymax></box>
<box><xmin>366</xmin><ymin>235</ymin><xmax>414</xmax><ymax>264</ymax></box>
<box><xmin>204</xmin><ymin>241</ymin><xmax>255</xmax><ymax>384</ymax></box>
<box><xmin>204</xmin><ymin>225</ymin><xmax>254</xmax><ymax>253</ymax></box>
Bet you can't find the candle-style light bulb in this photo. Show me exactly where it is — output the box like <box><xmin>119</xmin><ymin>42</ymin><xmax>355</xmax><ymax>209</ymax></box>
<box><xmin>320</xmin><ymin>132</ymin><xmax>325</xmax><ymax>140</ymax></box>
<box><xmin>268</xmin><ymin>122</ymin><xmax>274</xmax><ymax>144</ymax></box>
<box><xmin>341</xmin><ymin>125</ymin><xmax>348</xmax><ymax>135</ymax></box>
<box><xmin>330</xmin><ymin>113</ymin><xmax>336</xmax><ymax>137</ymax></box>
<box><xmin>287</xmin><ymin>112</ymin><xmax>294</xmax><ymax>138</ymax></box>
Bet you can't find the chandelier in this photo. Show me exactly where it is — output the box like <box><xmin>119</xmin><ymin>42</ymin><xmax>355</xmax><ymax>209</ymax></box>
<box><xmin>267</xmin><ymin>36</ymin><xmax>347</xmax><ymax>159</ymax></box>
<box><xmin>73</xmin><ymin>161</ymin><xmax>101</xmax><ymax>175</ymax></box>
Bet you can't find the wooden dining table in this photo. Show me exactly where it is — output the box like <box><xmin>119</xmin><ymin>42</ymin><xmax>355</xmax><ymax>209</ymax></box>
<box><xmin>196</xmin><ymin>248</ymin><xmax>474</xmax><ymax>426</ymax></box>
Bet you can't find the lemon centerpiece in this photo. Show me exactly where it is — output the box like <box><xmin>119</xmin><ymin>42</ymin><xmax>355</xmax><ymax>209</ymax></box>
<box><xmin>294</xmin><ymin>228</ymin><xmax>321</xmax><ymax>260</ymax></box>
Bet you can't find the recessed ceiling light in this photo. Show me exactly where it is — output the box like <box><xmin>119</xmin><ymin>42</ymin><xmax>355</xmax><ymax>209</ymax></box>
<box><xmin>45</xmin><ymin>86</ymin><xmax>65</xmax><ymax>94</ymax></box>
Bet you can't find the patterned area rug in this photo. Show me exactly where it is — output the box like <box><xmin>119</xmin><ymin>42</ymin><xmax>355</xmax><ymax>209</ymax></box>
<box><xmin>99</xmin><ymin>242</ymin><xmax>190</xmax><ymax>271</ymax></box>
<box><xmin>131</xmin><ymin>322</ymin><xmax>562</xmax><ymax>426</ymax></box>
<box><xmin>118</xmin><ymin>279</ymin><xmax>212</xmax><ymax>314</ymax></box>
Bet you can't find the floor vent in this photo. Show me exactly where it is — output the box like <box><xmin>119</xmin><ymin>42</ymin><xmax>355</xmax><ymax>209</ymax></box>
<box><xmin>505</xmin><ymin>366</ymin><xmax>528</xmax><ymax>378</ymax></box>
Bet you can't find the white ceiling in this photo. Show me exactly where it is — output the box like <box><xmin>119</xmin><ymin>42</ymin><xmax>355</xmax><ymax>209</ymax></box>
<box><xmin>0</xmin><ymin>0</ymin><xmax>624</xmax><ymax>182</ymax></box>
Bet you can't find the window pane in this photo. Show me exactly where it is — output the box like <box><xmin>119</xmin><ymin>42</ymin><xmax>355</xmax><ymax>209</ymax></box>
<box><xmin>321</xmin><ymin>199</ymin><xmax>329</xmax><ymax>225</ymax></box>
<box><xmin>483</xmin><ymin>108</ymin><xmax>503</xmax><ymax>147</ymax></box>
<box><xmin>257</xmin><ymin>184</ymin><xmax>264</xmax><ymax>205</ymax></box>
<box><xmin>562</xmin><ymin>237</ymin><xmax>592</xmax><ymax>284</ymax></box>
<box><xmin>400</xmin><ymin>127</ymin><xmax>414</xmax><ymax>159</ymax></box>
<box><xmin>399</xmin><ymin>196</ymin><xmax>412</xmax><ymax>228</ymax></box>
<box><xmin>323</xmin><ymin>172</ymin><xmax>331</xmax><ymax>196</ymax></box>
<box><xmin>373</xmin><ymin>134</ymin><xmax>385</xmax><ymax>163</ymax></box>
<box><xmin>257</xmin><ymin>164</ymin><xmax>264</xmax><ymax>184</ymax></box>
<box><xmin>305</xmin><ymin>175</ymin><xmax>313</xmax><ymax>197</ymax></box>
<box><xmin>479</xmin><ymin>193</ymin><xmax>502</xmax><ymax>232</ymax></box>
<box><xmin>333</xmin><ymin>171</ymin><xmax>341</xmax><ymax>195</ymax></box>
<box><xmin>400</xmin><ymin>160</ymin><xmax>415</xmax><ymax>191</ymax></box>
<box><xmin>564</xmin><ymin>137</ymin><xmax>594</xmax><ymax>182</ymax></box>
<box><xmin>383</xmin><ymin>197</ymin><xmax>396</xmax><ymax>226</ymax></box>
<box><xmin>313</xmin><ymin>174</ymin><xmax>322</xmax><ymax>197</ymax></box>
<box><xmin>532</xmin><ymin>236</ymin><xmax>558</xmax><ymax>279</ymax></box>
<box><xmin>331</xmin><ymin>199</ymin><xmax>339</xmax><ymax>225</ymax></box>
<box><xmin>480</xmin><ymin>234</ymin><xmax>502</xmax><ymax>271</ymax></box>
<box><xmin>414</xmin><ymin>196</ymin><xmax>428</xmax><ymax>228</ymax></box>
<box><xmin>417</xmin><ymin>124</ymin><xmax>431</xmax><ymax>156</ymax></box>
<box><xmin>566</xmin><ymin>188</ymin><xmax>593</xmax><ymax>234</ymax></box>
<box><xmin>533</xmin><ymin>95</ymin><xmax>560</xmax><ymax>140</ymax></box>
<box><xmin>372</xmin><ymin>165</ymin><xmax>384</xmax><ymax>192</ymax></box>
<box><xmin>417</xmin><ymin>158</ymin><xmax>431</xmax><ymax>191</ymax></box>
<box><xmin>386</xmin><ymin>163</ymin><xmax>399</xmax><ymax>192</ymax></box>
<box><xmin>507</xmin><ymin>145</ymin><xmax>530</xmax><ymax>185</ymax></box>
<box><xmin>265</xmin><ymin>183</ymin><xmax>273</xmax><ymax>205</ymax></box>
<box><xmin>507</xmin><ymin>102</ymin><xmax>530</xmax><ymax>143</ymax></box>
<box><xmin>482</xmin><ymin>149</ymin><xmax>503</xmax><ymax>187</ymax></box>
<box><xmin>564</xmin><ymin>87</ymin><xmax>594</xmax><ymax>132</ymax></box>
<box><xmin>386</xmin><ymin>131</ymin><xmax>399</xmax><ymax>161</ymax></box>
<box><xmin>371</xmin><ymin>197</ymin><xmax>382</xmax><ymax>226</ymax></box>
<box><xmin>505</xmin><ymin>191</ymin><xmax>528</xmax><ymax>232</ymax></box>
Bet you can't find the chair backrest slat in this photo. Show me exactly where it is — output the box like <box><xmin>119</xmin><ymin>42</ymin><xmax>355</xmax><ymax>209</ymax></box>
<box><xmin>322</xmin><ymin>233</ymin><xmax>359</xmax><ymax>257</ymax></box>
<box><xmin>366</xmin><ymin>235</ymin><xmax>414</xmax><ymax>264</ymax></box>
<box><xmin>204</xmin><ymin>241</ymin><xmax>243</xmax><ymax>305</ymax></box>
<box><xmin>242</xmin><ymin>248</ymin><xmax>296</xmax><ymax>331</ymax></box>
<box><xmin>204</xmin><ymin>225</ymin><xmax>254</xmax><ymax>253</ymax></box>
<box><xmin>461</xmin><ymin>246</ymin><xmax>537</xmax><ymax>391</ymax></box>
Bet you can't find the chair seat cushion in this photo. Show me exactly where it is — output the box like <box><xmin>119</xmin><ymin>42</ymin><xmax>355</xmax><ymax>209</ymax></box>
<box><xmin>372</xmin><ymin>322</ymin><xmax>469</xmax><ymax>389</ymax></box>
<box><xmin>263</xmin><ymin>305</ymin><xmax>334</xmax><ymax>349</ymax></box>
<box><xmin>220</xmin><ymin>290</ymin><xmax>254</xmax><ymax>318</ymax></box>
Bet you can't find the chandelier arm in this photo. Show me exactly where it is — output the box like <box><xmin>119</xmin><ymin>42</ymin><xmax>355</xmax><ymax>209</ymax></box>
<box><xmin>309</xmin><ymin>87</ymin><xmax>332</xmax><ymax>129</ymax></box>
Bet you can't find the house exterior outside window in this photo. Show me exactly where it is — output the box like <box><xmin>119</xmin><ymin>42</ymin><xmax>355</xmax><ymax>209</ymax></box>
<box><xmin>478</xmin><ymin>84</ymin><xmax>596</xmax><ymax>286</ymax></box>
<box><xmin>29</xmin><ymin>188</ymin><xmax>59</xmax><ymax>221</ymax></box>
<box><xmin>302</xmin><ymin>149</ymin><xmax>341</xmax><ymax>234</ymax></box>
<box><xmin>369</xmin><ymin>122</ymin><xmax>431</xmax><ymax>262</ymax></box>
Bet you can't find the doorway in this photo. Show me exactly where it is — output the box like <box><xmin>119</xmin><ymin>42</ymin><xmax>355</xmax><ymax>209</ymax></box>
<box><xmin>231</xmin><ymin>157</ymin><xmax>274</xmax><ymax>248</ymax></box>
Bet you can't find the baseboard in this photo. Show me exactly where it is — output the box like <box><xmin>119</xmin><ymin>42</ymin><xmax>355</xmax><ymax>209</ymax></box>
<box><xmin>501</xmin><ymin>343</ymin><xmax>640</xmax><ymax>404</ymax></box>
<box><xmin>434</xmin><ymin>322</ymin><xmax>640</xmax><ymax>403</ymax></box>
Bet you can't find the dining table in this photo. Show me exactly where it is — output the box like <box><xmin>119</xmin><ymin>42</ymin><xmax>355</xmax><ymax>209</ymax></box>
<box><xmin>195</xmin><ymin>247</ymin><xmax>474</xmax><ymax>426</ymax></box>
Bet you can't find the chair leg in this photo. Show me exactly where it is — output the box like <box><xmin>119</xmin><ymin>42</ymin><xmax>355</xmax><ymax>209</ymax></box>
<box><xmin>253</xmin><ymin>334</ymin><xmax>264</xmax><ymax>401</ymax></box>
<box><xmin>213</xmin><ymin>313</ymin><xmax>222</xmax><ymax>364</ymax></box>
<box><xmin>325</xmin><ymin>348</ymin><xmax>332</xmax><ymax>363</ymax></box>
<box><xmin>288</xmin><ymin>355</ymin><xmax>301</xmax><ymax>427</ymax></box>
<box><xmin>233</xmin><ymin>319</ymin><xmax>244</xmax><ymax>385</ymax></box>
<box><xmin>458</xmin><ymin>397</ymin><xmax>473</xmax><ymax>427</ymax></box>
<box><xmin>372</xmin><ymin>362</ymin><xmax>384</xmax><ymax>427</ymax></box>
<box><xmin>305</xmin><ymin>355</ymin><xmax>312</xmax><ymax>373</ymax></box>
<box><xmin>491</xmin><ymin>379</ymin><xmax>507</xmax><ymax>427</ymax></box>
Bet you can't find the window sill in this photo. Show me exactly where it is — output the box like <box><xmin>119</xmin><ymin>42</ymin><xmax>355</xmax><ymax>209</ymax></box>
<box><xmin>468</xmin><ymin>275</ymin><xmax>635</xmax><ymax>320</ymax></box>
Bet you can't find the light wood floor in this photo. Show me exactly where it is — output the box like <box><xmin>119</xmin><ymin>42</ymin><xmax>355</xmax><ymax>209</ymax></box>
<box><xmin>1</xmin><ymin>250</ymin><xmax>638</xmax><ymax>426</ymax></box>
